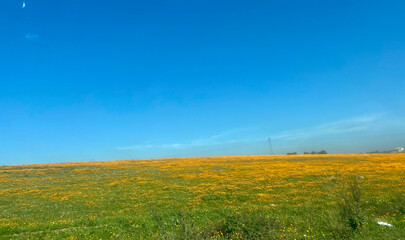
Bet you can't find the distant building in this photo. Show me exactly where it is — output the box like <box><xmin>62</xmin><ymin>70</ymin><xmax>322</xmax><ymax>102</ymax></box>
<box><xmin>395</xmin><ymin>147</ymin><xmax>404</xmax><ymax>153</ymax></box>
<box><xmin>367</xmin><ymin>147</ymin><xmax>404</xmax><ymax>153</ymax></box>
<box><xmin>287</xmin><ymin>152</ymin><xmax>297</xmax><ymax>155</ymax></box>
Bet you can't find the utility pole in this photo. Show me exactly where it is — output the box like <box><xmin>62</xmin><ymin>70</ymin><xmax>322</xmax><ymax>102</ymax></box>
<box><xmin>268</xmin><ymin>137</ymin><xmax>273</xmax><ymax>155</ymax></box>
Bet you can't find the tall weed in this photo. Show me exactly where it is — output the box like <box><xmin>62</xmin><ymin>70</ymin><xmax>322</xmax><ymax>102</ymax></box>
<box><xmin>328</xmin><ymin>176</ymin><xmax>365</xmax><ymax>238</ymax></box>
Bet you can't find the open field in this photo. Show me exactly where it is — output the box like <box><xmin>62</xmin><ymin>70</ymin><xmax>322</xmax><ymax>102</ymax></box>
<box><xmin>0</xmin><ymin>154</ymin><xmax>404</xmax><ymax>239</ymax></box>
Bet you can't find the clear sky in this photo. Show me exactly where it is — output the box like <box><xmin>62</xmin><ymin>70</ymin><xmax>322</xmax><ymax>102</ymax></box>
<box><xmin>0</xmin><ymin>0</ymin><xmax>404</xmax><ymax>165</ymax></box>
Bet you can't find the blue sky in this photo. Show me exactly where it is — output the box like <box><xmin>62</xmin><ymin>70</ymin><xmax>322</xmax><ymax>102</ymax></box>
<box><xmin>0</xmin><ymin>0</ymin><xmax>404</xmax><ymax>165</ymax></box>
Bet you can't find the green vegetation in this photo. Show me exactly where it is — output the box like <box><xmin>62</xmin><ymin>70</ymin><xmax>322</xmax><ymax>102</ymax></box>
<box><xmin>0</xmin><ymin>154</ymin><xmax>403</xmax><ymax>239</ymax></box>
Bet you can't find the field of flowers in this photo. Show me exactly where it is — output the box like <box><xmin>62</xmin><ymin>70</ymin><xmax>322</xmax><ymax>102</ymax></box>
<box><xmin>0</xmin><ymin>154</ymin><xmax>404</xmax><ymax>239</ymax></box>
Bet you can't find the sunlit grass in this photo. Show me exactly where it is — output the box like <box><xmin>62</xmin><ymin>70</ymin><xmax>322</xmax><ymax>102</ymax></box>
<box><xmin>0</xmin><ymin>154</ymin><xmax>404</xmax><ymax>239</ymax></box>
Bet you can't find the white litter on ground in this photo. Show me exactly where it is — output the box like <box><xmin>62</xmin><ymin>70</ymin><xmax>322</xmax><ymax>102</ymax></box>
<box><xmin>377</xmin><ymin>221</ymin><xmax>393</xmax><ymax>227</ymax></box>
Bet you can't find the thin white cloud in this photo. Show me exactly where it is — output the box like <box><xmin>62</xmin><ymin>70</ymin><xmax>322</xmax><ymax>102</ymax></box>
<box><xmin>210</xmin><ymin>128</ymin><xmax>253</xmax><ymax>139</ymax></box>
<box><xmin>117</xmin><ymin>128</ymin><xmax>255</xmax><ymax>150</ymax></box>
<box><xmin>117</xmin><ymin>144</ymin><xmax>154</xmax><ymax>150</ymax></box>
<box><xmin>162</xmin><ymin>143</ymin><xmax>184</xmax><ymax>149</ymax></box>
<box><xmin>118</xmin><ymin>137</ymin><xmax>265</xmax><ymax>151</ymax></box>
<box><xmin>272</xmin><ymin>114</ymin><xmax>383</xmax><ymax>141</ymax></box>
<box><xmin>117</xmin><ymin>114</ymin><xmax>394</xmax><ymax>152</ymax></box>
<box><xmin>191</xmin><ymin>128</ymin><xmax>254</xmax><ymax>145</ymax></box>
<box><xmin>25</xmin><ymin>33</ymin><xmax>39</xmax><ymax>40</ymax></box>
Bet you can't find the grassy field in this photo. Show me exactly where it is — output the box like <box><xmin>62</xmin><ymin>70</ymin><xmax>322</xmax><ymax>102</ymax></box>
<box><xmin>0</xmin><ymin>154</ymin><xmax>404</xmax><ymax>239</ymax></box>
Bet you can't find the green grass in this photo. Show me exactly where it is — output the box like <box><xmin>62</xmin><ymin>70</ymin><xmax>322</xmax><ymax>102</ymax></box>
<box><xmin>0</xmin><ymin>154</ymin><xmax>404</xmax><ymax>239</ymax></box>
